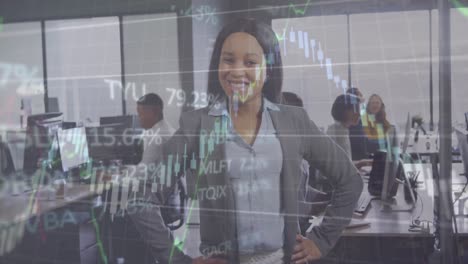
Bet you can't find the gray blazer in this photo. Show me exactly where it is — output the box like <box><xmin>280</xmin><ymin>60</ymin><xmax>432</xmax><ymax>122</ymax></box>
<box><xmin>160</xmin><ymin>103</ymin><xmax>363</xmax><ymax>263</ymax></box>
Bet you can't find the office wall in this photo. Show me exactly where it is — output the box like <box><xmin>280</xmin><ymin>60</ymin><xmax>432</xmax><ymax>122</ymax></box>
<box><xmin>350</xmin><ymin>11</ymin><xmax>432</xmax><ymax>127</ymax></box>
<box><xmin>450</xmin><ymin>9</ymin><xmax>468</xmax><ymax>124</ymax></box>
<box><xmin>45</xmin><ymin>17</ymin><xmax>123</xmax><ymax>124</ymax></box>
<box><xmin>0</xmin><ymin>22</ymin><xmax>45</xmax><ymax>130</ymax></box>
<box><xmin>191</xmin><ymin>0</ymin><xmax>230</xmax><ymax>107</ymax></box>
<box><xmin>274</xmin><ymin>10</ymin><xmax>433</xmax><ymax>129</ymax></box>
<box><xmin>123</xmin><ymin>13</ymin><xmax>182</xmax><ymax>128</ymax></box>
<box><xmin>273</xmin><ymin>15</ymin><xmax>349</xmax><ymax>129</ymax></box>
<box><xmin>430</xmin><ymin>9</ymin><xmax>468</xmax><ymax>126</ymax></box>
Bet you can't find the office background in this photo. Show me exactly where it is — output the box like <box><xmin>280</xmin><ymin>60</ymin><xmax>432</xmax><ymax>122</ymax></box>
<box><xmin>0</xmin><ymin>0</ymin><xmax>468</xmax><ymax>263</ymax></box>
<box><xmin>1</xmin><ymin>0</ymin><xmax>467</xmax><ymax>132</ymax></box>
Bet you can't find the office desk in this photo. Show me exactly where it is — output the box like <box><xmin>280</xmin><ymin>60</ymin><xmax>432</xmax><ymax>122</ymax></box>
<box><xmin>0</xmin><ymin>184</ymin><xmax>96</xmax><ymax>223</ymax></box>
<box><xmin>318</xmin><ymin>162</ymin><xmax>466</xmax><ymax>263</ymax></box>
<box><xmin>0</xmin><ymin>183</ymin><xmax>102</xmax><ymax>263</ymax></box>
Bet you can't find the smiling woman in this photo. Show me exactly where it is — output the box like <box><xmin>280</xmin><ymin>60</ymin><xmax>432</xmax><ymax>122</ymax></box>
<box><xmin>132</xmin><ymin>18</ymin><xmax>364</xmax><ymax>264</ymax></box>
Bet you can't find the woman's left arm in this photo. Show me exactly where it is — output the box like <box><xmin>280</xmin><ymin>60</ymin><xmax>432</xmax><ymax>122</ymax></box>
<box><xmin>299</xmin><ymin>108</ymin><xmax>364</xmax><ymax>257</ymax></box>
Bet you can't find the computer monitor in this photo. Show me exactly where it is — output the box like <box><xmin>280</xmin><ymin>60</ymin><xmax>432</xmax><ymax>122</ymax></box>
<box><xmin>381</xmin><ymin>125</ymin><xmax>416</xmax><ymax>211</ymax></box>
<box><xmin>455</xmin><ymin>126</ymin><xmax>468</xmax><ymax>177</ymax></box>
<box><xmin>380</xmin><ymin>126</ymin><xmax>400</xmax><ymax>203</ymax></box>
<box><xmin>6</xmin><ymin>130</ymin><xmax>26</xmax><ymax>173</ymax></box>
<box><xmin>23</xmin><ymin>115</ymin><xmax>63</xmax><ymax>175</ymax></box>
<box><xmin>57</xmin><ymin>127</ymin><xmax>90</xmax><ymax>172</ymax></box>
<box><xmin>62</xmin><ymin>122</ymin><xmax>76</xmax><ymax>129</ymax></box>
<box><xmin>369</xmin><ymin>127</ymin><xmax>400</xmax><ymax>196</ymax></box>
<box><xmin>85</xmin><ymin>125</ymin><xmax>121</xmax><ymax>162</ymax></box>
<box><xmin>100</xmin><ymin>115</ymin><xmax>133</xmax><ymax>128</ymax></box>
<box><xmin>464</xmin><ymin>112</ymin><xmax>468</xmax><ymax>131</ymax></box>
<box><xmin>26</xmin><ymin>113</ymin><xmax>62</xmax><ymax>127</ymax></box>
<box><xmin>85</xmin><ymin>125</ymin><xmax>142</xmax><ymax>165</ymax></box>
<box><xmin>47</xmin><ymin>97</ymin><xmax>60</xmax><ymax>113</ymax></box>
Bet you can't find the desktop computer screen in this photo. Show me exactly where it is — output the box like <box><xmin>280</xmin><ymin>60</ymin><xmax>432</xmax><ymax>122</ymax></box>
<box><xmin>85</xmin><ymin>125</ymin><xmax>143</xmax><ymax>165</ymax></box>
<box><xmin>100</xmin><ymin>115</ymin><xmax>142</xmax><ymax>136</ymax></box>
<box><xmin>455</xmin><ymin>126</ymin><xmax>468</xmax><ymax>177</ymax></box>
<box><xmin>100</xmin><ymin>115</ymin><xmax>134</xmax><ymax>127</ymax></box>
<box><xmin>47</xmin><ymin>97</ymin><xmax>60</xmax><ymax>113</ymax></box>
<box><xmin>23</xmin><ymin>116</ymin><xmax>63</xmax><ymax>175</ymax></box>
<box><xmin>465</xmin><ymin>112</ymin><xmax>468</xmax><ymax>131</ymax></box>
<box><xmin>57</xmin><ymin>127</ymin><xmax>90</xmax><ymax>172</ymax></box>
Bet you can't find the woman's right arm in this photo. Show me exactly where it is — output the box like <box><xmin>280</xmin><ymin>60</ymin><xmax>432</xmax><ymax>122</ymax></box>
<box><xmin>299</xmin><ymin>109</ymin><xmax>364</xmax><ymax>257</ymax></box>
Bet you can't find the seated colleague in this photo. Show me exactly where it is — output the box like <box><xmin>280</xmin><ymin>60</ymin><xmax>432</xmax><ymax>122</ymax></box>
<box><xmin>155</xmin><ymin>18</ymin><xmax>363</xmax><ymax>264</ymax></box>
<box><xmin>327</xmin><ymin>94</ymin><xmax>373</xmax><ymax>169</ymax></box>
<box><xmin>137</xmin><ymin>93</ymin><xmax>175</xmax><ymax>165</ymax></box>
<box><xmin>128</xmin><ymin>93</ymin><xmax>191</xmax><ymax>263</ymax></box>
<box><xmin>362</xmin><ymin>94</ymin><xmax>396</xmax><ymax>154</ymax></box>
<box><xmin>347</xmin><ymin>87</ymin><xmax>369</xmax><ymax>160</ymax></box>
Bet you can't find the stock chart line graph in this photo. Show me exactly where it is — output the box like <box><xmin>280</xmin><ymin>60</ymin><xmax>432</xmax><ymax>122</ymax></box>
<box><xmin>274</xmin><ymin>0</ymin><xmax>349</xmax><ymax>93</ymax></box>
<box><xmin>86</xmin><ymin>115</ymin><xmax>229</xmax><ymax>229</ymax></box>
<box><xmin>289</xmin><ymin>0</ymin><xmax>312</xmax><ymax>16</ymax></box>
<box><xmin>452</xmin><ymin>0</ymin><xmax>468</xmax><ymax>17</ymax></box>
<box><xmin>277</xmin><ymin>24</ymin><xmax>349</xmax><ymax>91</ymax></box>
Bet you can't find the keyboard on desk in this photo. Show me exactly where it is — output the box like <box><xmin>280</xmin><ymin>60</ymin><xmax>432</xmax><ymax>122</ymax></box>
<box><xmin>354</xmin><ymin>192</ymin><xmax>373</xmax><ymax>215</ymax></box>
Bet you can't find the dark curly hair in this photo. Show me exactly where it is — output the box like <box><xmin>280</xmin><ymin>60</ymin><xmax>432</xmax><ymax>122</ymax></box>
<box><xmin>331</xmin><ymin>94</ymin><xmax>360</xmax><ymax>123</ymax></box>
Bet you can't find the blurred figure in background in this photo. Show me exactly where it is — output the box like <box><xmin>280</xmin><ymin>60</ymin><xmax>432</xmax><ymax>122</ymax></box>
<box><xmin>328</xmin><ymin>94</ymin><xmax>373</xmax><ymax>169</ymax></box>
<box><xmin>347</xmin><ymin>87</ymin><xmax>369</xmax><ymax>160</ymax></box>
<box><xmin>129</xmin><ymin>93</ymin><xmax>191</xmax><ymax>264</ymax></box>
<box><xmin>362</xmin><ymin>94</ymin><xmax>395</xmax><ymax>154</ymax></box>
<box><xmin>282</xmin><ymin>91</ymin><xmax>303</xmax><ymax>107</ymax></box>
<box><xmin>136</xmin><ymin>93</ymin><xmax>175</xmax><ymax>165</ymax></box>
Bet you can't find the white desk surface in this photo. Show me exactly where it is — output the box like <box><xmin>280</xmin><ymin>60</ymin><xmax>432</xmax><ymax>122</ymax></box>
<box><xmin>341</xmin><ymin>162</ymin><xmax>466</xmax><ymax>237</ymax></box>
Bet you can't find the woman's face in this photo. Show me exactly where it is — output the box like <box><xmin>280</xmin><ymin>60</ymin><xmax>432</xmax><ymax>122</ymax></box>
<box><xmin>218</xmin><ymin>32</ymin><xmax>267</xmax><ymax>104</ymax></box>
<box><xmin>368</xmin><ymin>96</ymin><xmax>383</xmax><ymax>114</ymax></box>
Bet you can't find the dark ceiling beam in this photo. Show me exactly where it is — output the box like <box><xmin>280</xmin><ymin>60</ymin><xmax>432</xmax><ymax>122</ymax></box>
<box><xmin>2</xmin><ymin>0</ymin><xmax>468</xmax><ymax>23</ymax></box>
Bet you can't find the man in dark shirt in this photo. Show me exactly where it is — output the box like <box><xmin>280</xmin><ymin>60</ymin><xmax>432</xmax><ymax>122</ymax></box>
<box><xmin>347</xmin><ymin>88</ymin><xmax>369</xmax><ymax>160</ymax></box>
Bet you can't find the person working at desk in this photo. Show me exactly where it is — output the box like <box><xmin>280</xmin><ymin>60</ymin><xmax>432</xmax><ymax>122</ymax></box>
<box><xmin>152</xmin><ymin>18</ymin><xmax>363</xmax><ymax>264</ymax></box>
<box><xmin>362</xmin><ymin>94</ymin><xmax>397</xmax><ymax>155</ymax></box>
<box><xmin>137</xmin><ymin>93</ymin><xmax>175</xmax><ymax>165</ymax></box>
<box><xmin>128</xmin><ymin>93</ymin><xmax>193</xmax><ymax>263</ymax></box>
<box><xmin>327</xmin><ymin>94</ymin><xmax>373</xmax><ymax>169</ymax></box>
<box><xmin>347</xmin><ymin>87</ymin><xmax>369</xmax><ymax>160</ymax></box>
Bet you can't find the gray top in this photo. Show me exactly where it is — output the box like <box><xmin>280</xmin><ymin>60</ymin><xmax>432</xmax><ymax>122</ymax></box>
<box><xmin>209</xmin><ymin>98</ymin><xmax>284</xmax><ymax>254</ymax></box>
<box><xmin>160</xmin><ymin>99</ymin><xmax>363</xmax><ymax>263</ymax></box>
<box><xmin>327</xmin><ymin>122</ymin><xmax>351</xmax><ymax>157</ymax></box>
